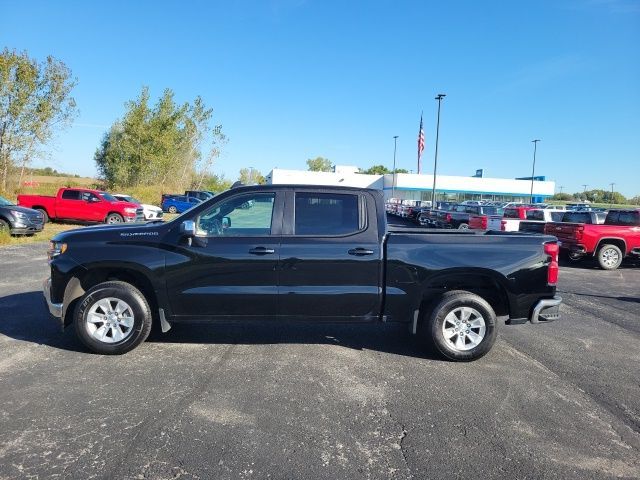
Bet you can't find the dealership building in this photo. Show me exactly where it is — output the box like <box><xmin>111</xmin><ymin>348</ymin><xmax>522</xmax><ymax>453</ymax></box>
<box><xmin>266</xmin><ymin>167</ymin><xmax>556</xmax><ymax>204</ymax></box>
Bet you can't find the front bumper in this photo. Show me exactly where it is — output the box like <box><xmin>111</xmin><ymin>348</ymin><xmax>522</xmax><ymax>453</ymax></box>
<box><xmin>43</xmin><ymin>277</ymin><xmax>63</xmax><ymax>322</ymax></box>
<box><xmin>530</xmin><ymin>295</ymin><xmax>562</xmax><ymax>324</ymax></box>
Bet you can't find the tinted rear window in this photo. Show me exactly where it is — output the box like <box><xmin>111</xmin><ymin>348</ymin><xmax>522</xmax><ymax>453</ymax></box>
<box><xmin>606</xmin><ymin>210</ymin><xmax>640</xmax><ymax>226</ymax></box>
<box><xmin>61</xmin><ymin>190</ymin><xmax>80</xmax><ymax>200</ymax></box>
<box><xmin>295</xmin><ymin>193</ymin><xmax>362</xmax><ymax>235</ymax></box>
<box><xmin>562</xmin><ymin>212</ymin><xmax>590</xmax><ymax>223</ymax></box>
<box><xmin>526</xmin><ymin>210</ymin><xmax>545</xmax><ymax>221</ymax></box>
<box><xmin>503</xmin><ymin>208</ymin><xmax>520</xmax><ymax>219</ymax></box>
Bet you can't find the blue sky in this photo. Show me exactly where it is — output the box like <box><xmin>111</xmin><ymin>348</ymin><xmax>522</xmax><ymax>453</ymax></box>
<box><xmin>1</xmin><ymin>0</ymin><xmax>639</xmax><ymax>196</ymax></box>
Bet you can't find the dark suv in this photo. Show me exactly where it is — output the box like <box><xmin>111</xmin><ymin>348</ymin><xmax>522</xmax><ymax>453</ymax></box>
<box><xmin>0</xmin><ymin>195</ymin><xmax>45</xmax><ymax>235</ymax></box>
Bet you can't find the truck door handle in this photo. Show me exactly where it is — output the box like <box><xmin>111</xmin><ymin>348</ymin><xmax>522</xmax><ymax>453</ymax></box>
<box><xmin>249</xmin><ymin>247</ymin><xmax>275</xmax><ymax>255</ymax></box>
<box><xmin>348</xmin><ymin>248</ymin><xmax>374</xmax><ymax>256</ymax></box>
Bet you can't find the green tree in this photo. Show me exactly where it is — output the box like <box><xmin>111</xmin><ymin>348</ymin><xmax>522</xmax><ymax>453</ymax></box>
<box><xmin>239</xmin><ymin>168</ymin><xmax>265</xmax><ymax>184</ymax></box>
<box><xmin>551</xmin><ymin>193</ymin><xmax>573</xmax><ymax>201</ymax></box>
<box><xmin>94</xmin><ymin>87</ymin><xmax>223</xmax><ymax>190</ymax></box>
<box><xmin>362</xmin><ymin>165</ymin><xmax>409</xmax><ymax>175</ymax></box>
<box><xmin>306</xmin><ymin>156</ymin><xmax>332</xmax><ymax>172</ymax></box>
<box><xmin>200</xmin><ymin>173</ymin><xmax>232</xmax><ymax>193</ymax></box>
<box><xmin>0</xmin><ymin>48</ymin><xmax>77</xmax><ymax>191</ymax></box>
<box><xmin>363</xmin><ymin>164</ymin><xmax>390</xmax><ymax>175</ymax></box>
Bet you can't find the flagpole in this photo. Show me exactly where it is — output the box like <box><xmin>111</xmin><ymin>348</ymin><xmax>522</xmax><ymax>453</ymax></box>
<box><xmin>417</xmin><ymin>110</ymin><xmax>423</xmax><ymax>174</ymax></box>
<box><xmin>431</xmin><ymin>94</ymin><xmax>446</xmax><ymax>207</ymax></box>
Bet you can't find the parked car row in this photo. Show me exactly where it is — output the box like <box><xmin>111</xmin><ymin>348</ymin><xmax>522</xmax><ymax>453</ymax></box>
<box><xmin>386</xmin><ymin>199</ymin><xmax>639</xmax><ymax>270</ymax></box>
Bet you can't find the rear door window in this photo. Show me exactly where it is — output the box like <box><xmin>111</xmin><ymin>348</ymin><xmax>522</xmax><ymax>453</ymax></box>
<box><xmin>612</xmin><ymin>211</ymin><xmax>640</xmax><ymax>226</ymax></box>
<box><xmin>61</xmin><ymin>190</ymin><xmax>80</xmax><ymax>200</ymax></box>
<box><xmin>294</xmin><ymin>192</ymin><xmax>363</xmax><ymax>236</ymax></box>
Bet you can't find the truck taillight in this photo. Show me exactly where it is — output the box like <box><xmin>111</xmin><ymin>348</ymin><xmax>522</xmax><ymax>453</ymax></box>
<box><xmin>481</xmin><ymin>216</ymin><xmax>488</xmax><ymax>229</ymax></box>
<box><xmin>545</xmin><ymin>242</ymin><xmax>559</xmax><ymax>285</ymax></box>
<box><xmin>500</xmin><ymin>220</ymin><xmax>507</xmax><ymax>231</ymax></box>
<box><xmin>575</xmin><ymin>225</ymin><xmax>584</xmax><ymax>240</ymax></box>
<box><xmin>446</xmin><ymin>213</ymin><xmax>452</xmax><ymax>222</ymax></box>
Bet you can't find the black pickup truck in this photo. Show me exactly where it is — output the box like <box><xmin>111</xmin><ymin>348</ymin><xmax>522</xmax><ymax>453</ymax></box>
<box><xmin>43</xmin><ymin>185</ymin><xmax>561</xmax><ymax>361</ymax></box>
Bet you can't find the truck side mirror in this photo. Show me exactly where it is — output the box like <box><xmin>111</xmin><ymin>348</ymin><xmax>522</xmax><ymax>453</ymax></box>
<box><xmin>180</xmin><ymin>220</ymin><xmax>196</xmax><ymax>246</ymax></box>
<box><xmin>180</xmin><ymin>220</ymin><xmax>196</xmax><ymax>236</ymax></box>
<box><xmin>222</xmin><ymin>217</ymin><xmax>231</xmax><ymax>228</ymax></box>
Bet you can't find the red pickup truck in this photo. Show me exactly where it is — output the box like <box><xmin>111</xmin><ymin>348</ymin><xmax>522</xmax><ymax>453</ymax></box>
<box><xmin>18</xmin><ymin>188</ymin><xmax>143</xmax><ymax>224</ymax></box>
<box><xmin>545</xmin><ymin>208</ymin><xmax>640</xmax><ymax>270</ymax></box>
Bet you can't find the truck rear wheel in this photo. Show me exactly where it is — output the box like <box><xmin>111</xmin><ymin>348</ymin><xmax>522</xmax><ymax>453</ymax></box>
<box><xmin>74</xmin><ymin>281</ymin><xmax>152</xmax><ymax>354</ymax></box>
<box><xmin>422</xmin><ymin>290</ymin><xmax>497</xmax><ymax>362</ymax></box>
<box><xmin>597</xmin><ymin>244</ymin><xmax>623</xmax><ymax>270</ymax></box>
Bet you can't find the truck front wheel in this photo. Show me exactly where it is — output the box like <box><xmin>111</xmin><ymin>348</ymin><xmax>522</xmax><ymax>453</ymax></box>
<box><xmin>106</xmin><ymin>213</ymin><xmax>123</xmax><ymax>224</ymax></box>
<box><xmin>422</xmin><ymin>290</ymin><xmax>497</xmax><ymax>362</ymax></box>
<box><xmin>74</xmin><ymin>281</ymin><xmax>152</xmax><ymax>354</ymax></box>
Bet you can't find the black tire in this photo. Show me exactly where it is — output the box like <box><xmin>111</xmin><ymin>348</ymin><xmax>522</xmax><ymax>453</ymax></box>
<box><xmin>458</xmin><ymin>223</ymin><xmax>469</xmax><ymax>230</ymax></box>
<box><xmin>74</xmin><ymin>281</ymin><xmax>152</xmax><ymax>354</ymax></box>
<box><xmin>105</xmin><ymin>213</ymin><xmax>123</xmax><ymax>224</ymax></box>
<box><xmin>168</xmin><ymin>206</ymin><xmax>178</xmax><ymax>214</ymax></box>
<box><xmin>35</xmin><ymin>208</ymin><xmax>49</xmax><ymax>223</ymax></box>
<box><xmin>422</xmin><ymin>290</ymin><xmax>497</xmax><ymax>362</ymax></box>
<box><xmin>597</xmin><ymin>244</ymin><xmax>623</xmax><ymax>270</ymax></box>
<box><xmin>0</xmin><ymin>218</ymin><xmax>10</xmax><ymax>234</ymax></box>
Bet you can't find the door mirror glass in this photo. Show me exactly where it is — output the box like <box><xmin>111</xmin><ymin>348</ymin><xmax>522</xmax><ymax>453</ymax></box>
<box><xmin>180</xmin><ymin>220</ymin><xmax>196</xmax><ymax>236</ymax></box>
<box><xmin>222</xmin><ymin>217</ymin><xmax>231</xmax><ymax>228</ymax></box>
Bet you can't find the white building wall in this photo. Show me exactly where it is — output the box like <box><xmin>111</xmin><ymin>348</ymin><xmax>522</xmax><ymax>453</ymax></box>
<box><xmin>267</xmin><ymin>168</ymin><xmax>384</xmax><ymax>190</ymax></box>
<box><xmin>384</xmin><ymin>173</ymin><xmax>555</xmax><ymax>196</ymax></box>
<box><xmin>267</xmin><ymin>168</ymin><xmax>555</xmax><ymax>199</ymax></box>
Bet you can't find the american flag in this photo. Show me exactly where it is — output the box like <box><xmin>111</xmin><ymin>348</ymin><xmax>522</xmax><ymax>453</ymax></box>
<box><xmin>417</xmin><ymin>113</ymin><xmax>425</xmax><ymax>174</ymax></box>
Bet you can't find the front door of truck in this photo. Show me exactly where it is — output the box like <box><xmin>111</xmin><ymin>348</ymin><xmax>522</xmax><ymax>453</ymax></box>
<box><xmin>278</xmin><ymin>190</ymin><xmax>382</xmax><ymax>321</ymax></box>
<box><xmin>165</xmin><ymin>191</ymin><xmax>283</xmax><ymax>318</ymax></box>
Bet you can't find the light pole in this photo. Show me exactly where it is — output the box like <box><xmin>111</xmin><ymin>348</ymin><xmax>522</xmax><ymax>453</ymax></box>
<box><xmin>582</xmin><ymin>184</ymin><xmax>588</xmax><ymax>202</ymax></box>
<box><xmin>392</xmin><ymin>135</ymin><xmax>399</xmax><ymax>199</ymax></box>
<box><xmin>559</xmin><ymin>186</ymin><xmax>564</xmax><ymax>194</ymax></box>
<box><xmin>431</xmin><ymin>94</ymin><xmax>446</xmax><ymax>206</ymax></box>
<box><xmin>529</xmin><ymin>139</ymin><xmax>540</xmax><ymax>203</ymax></box>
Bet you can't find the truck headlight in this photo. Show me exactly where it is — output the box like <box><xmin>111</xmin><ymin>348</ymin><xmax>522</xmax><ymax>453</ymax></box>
<box><xmin>124</xmin><ymin>207</ymin><xmax>137</xmax><ymax>214</ymax></box>
<box><xmin>48</xmin><ymin>241</ymin><xmax>67</xmax><ymax>260</ymax></box>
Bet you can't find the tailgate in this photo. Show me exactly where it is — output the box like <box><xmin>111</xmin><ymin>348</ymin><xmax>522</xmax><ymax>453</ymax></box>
<box><xmin>546</xmin><ymin>223</ymin><xmax>581</xmax><ymax>244</ymax></box>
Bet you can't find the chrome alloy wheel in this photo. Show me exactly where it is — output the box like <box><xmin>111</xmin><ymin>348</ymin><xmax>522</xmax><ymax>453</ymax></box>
<box><xmin>601</xmin><ymin>247</ymin><xmax>620</xmax><ymax>268</ymax></box>
<box><xmin>86</xmin><ymin>297</ymin><xmax>135</xmax><ymax>343</ymax></box>
<box><xmin>442</xmin><ymin>307</ymin><xmax>486</xmax><ymax>351</ymax></box>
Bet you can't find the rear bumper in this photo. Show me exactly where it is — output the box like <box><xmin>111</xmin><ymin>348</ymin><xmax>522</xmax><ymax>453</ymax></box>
<box><xmin>530</xmin><ymin>295</ymin><xmax>562</xmax><ymax>324</ymax></box>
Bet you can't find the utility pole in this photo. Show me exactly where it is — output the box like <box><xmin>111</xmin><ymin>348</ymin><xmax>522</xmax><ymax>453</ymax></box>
<box><xmin>431</xmin><ymin>94</ymin><xmax>446</xmax><ymax>206</ymax></box>
<box><xmin>610</xmin><ymin>183</ymin><xmax>615</xmax><ymax>207</ymax></box>
<box><xmin>559</xmin><ymin>186</ymin><xmax>564</xmax><ymax>194</ymax></box>
<box><xmin>392</xmin><ymin>136</ymin><xmax>398</xmax><ymax>199</ymax></box>
<box><xmin>582</xmin><ymin>184</ymin><xmax>588</xmax><ymax>202</ymax></box>
<box><xmin>529</xmin><ymin>139</ymin><xmax>540</xmax><ymax>203</ymax></box>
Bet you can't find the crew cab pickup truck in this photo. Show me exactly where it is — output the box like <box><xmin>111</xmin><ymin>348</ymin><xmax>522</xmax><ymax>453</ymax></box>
<box><xmin>545</xmin><ymin>208</ymin><xmax>640</xmax><ymax>270</ymax></box>
<box><xmin>43</xmin><ymin>185</ymin><xmax>562</xmax><ymax>361</ymax></box>
<box><xmin>435</xmin><ymin>205</ymin><xmax>503</xmax><ymax>230</ymax></box>
<box><xmin>18</xmin><ymin>188</ymin><xmax>143</xmax><ymax>224</ymax></box>
<box><xmin>500</xmin><ymin>205</ymin><xmax>539</xmax><ymax>232</ymax></box>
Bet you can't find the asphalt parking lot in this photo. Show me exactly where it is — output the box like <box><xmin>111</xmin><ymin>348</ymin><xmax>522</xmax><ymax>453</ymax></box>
<box><xmin>1</xmin><ymin>240</ymin><xmax>639</xmax><ymax>479</ymax></box>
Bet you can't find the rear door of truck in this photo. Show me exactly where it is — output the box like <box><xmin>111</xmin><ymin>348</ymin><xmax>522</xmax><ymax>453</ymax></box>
<box><xmin>278</xmin><ymin>189</ymin><xmax>382</xmax><ymax>320</ymax></box>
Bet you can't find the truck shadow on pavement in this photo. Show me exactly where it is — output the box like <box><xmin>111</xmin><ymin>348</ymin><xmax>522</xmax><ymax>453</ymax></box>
<box><xmin>0</xmin><ymin>291</ymin><xmax>444</xmax><ymax>361</ymax></box>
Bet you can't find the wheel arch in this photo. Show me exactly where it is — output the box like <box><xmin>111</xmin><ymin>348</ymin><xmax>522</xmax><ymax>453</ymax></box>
<box><xmin>62</xmin><ymin>265</ymin><xmax>162</xmax><ymax>328</ymax></box>
<box><xmin>594</xmin><ymin>238</ymin><xmax>627</xmax><ymax>256</ymax></box>
<box><xmin>417</xmin><ymin>268</ymin><xmax>511</xmax><ymax>321</ymax></box>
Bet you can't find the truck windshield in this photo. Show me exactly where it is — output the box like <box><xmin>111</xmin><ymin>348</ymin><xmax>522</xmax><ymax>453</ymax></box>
<box><xmin>0</xmin><ymin>196</ymin><xmax>15</xmax><ymax>206</ymax></box>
